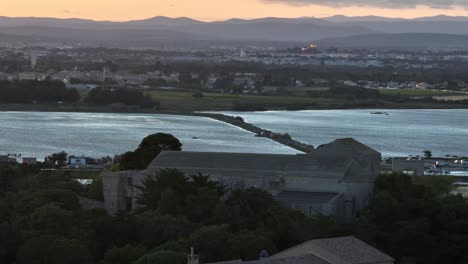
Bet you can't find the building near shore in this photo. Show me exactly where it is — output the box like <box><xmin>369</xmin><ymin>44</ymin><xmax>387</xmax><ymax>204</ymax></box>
<box><xmin>102</xmin><ymin>138</ymin><xmax>381</xmax><ymax>220</ymax></box>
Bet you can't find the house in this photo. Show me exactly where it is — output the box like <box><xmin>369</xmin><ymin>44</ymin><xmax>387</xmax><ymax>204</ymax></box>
<box><xmin>102</xmin><ymin>138</ymin><xmax>381</xmax><ymax>220</ymax></box>
<box><xmin>0</xmin><ymin>155</ymin><xmax>16</xmax><ymax>164</ymax></box>
<box><xmin>0</xmin><ymin>155</ymin><xmax>11</xmax><ymax>164</ymax></box>
<box><xmin>204</xmin><ymin>236</ymin><xmax>394</xmax><ymax>264</ymax></box>
<box><xmin>22</xmin><ymin>157</ymin><xmax>37</xmax><ymax>165</ymax></box>
<box><xmin>69</xmin><ymin>156</ymin><xmax>89</xmax><ymax>166</ymax></box>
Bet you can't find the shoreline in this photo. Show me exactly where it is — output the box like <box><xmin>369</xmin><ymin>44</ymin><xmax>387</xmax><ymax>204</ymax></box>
<box><xmin>0</xmin><ymin>103</ymin><xmax>468</xmax><ymax>115</ymax></box>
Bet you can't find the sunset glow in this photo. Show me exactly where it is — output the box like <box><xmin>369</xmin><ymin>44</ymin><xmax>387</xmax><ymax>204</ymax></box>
<box><xmin>2</xmin><ymin>0</ymin><xmax>468</xmax><ymax>21</ymax></box>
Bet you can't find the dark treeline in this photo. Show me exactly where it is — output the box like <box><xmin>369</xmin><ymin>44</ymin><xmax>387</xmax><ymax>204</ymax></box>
<box><xmin>0</xmin><ymin>80</ymin><xmax>80</xmax><ymax>104</ymax></box>
<box><xmin>85</xmin><ymin>87</ymin><xmax>159</xmax><ymax>108</ymax></box>
<box><xmin>1</xmin><ymin>135</ymin><xmax>468</xmax><ymax>264</ymax></box>
<box><xmin>1</xmin><ymin>163</ymin><xmax>468</xmax><ymax>264</ymax></box>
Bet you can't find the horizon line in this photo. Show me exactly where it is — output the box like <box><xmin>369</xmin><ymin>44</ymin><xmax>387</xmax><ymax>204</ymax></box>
<box><xmin>0</xmin><ymin>13</ymin><xmax>466</xmax><ymax>23</ymax></box>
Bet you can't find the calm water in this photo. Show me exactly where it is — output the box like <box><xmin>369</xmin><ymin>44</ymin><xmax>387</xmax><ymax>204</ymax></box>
<box><xmin>1</xmin><ymin>110</ymin><xmax>467</xmax><ymax>159</ymax></box>
<box><xmin>0</xmin><ymin>112</ymin><xmax>297</xmax><ymax>159</ymax></box>
<box><xmin>222</xmin><ymin>109</ymin><xmax>468</xmax><ymax>157</ymax></box>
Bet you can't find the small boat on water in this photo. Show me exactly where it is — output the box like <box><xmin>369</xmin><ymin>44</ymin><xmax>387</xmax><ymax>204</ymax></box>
<box><xmin>370</xmin><ymin>112</ymin><xmax>389</xmax><ymax>115</ymax></box>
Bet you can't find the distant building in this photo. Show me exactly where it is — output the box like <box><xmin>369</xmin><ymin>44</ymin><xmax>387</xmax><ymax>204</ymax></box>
<box><xmin>205</xmin><ymin>236</ymin><xmax>394</xmax><ymax>264</ymax></box>
<box><xmin>391</xmin><ymin>158</ymin><xmax>425</xmax><ymax>176</ymax></box>
<box><xmin>0</xmin><ymin>155</ymin><xmax>16</xmax><ymax>164</ymax></box>
<box><xmin>18</xmin><ymin>72</ymin><xmax>37</xmax><ymax>80</ymax></box>
<box><xmin>102</xmin><ymin>138</ymin><xmax>381</xmax><ymax>220</ymax></box>
<box><xmin>0</xmin><ymin>155</ymin><xmax>11</xmax><ymax>164</ymax></box>
<box><xmin>30</xmin><ymin>51</ymin><xmax>37</xmax><ymax>69</ymax></box>
<box><xmin>22</xmin><ymin>157</ymin><xmax>37</xmax><ymax>165</ymax></box>
<box><xmin>69</xmin><ymin>156</ymin><xmax>89</xmax><ymax>167</ymax></box>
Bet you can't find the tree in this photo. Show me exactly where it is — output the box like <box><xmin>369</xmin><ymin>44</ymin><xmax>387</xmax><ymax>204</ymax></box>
<box><xmin>46</xmin><ymin>151</ymin><xmax>68</xmax><ymax>167</ymax></box>
<box><xmin>136</xmin><ymin>250</ymin><xmax>186</xmax><ymax>264</ymax></box>
<box><xmin>192</xmin><ymin>91</ymin><xmax>204</xmax><ymax>98</ymax></box>
<box><xmin>134</xmin><ymin>211</ymin><xmax>194</xmax><ymax>249</ymax></box>
<box><xmin>102</xmin><ymin>244</ymin><xmax>146</xmax><ymax>264</ymax></box>
<box><xmin>85</xmin><ymin>87</ymin><xmax>156</xmax><ymax>107</ymax></box>
<box><xmin>423</xmin><ymin>149</ymin><xmax>433</xmax><ymax>159</ymax></box>
<box><xmin>228</xmin><ymin>232</ymin><xmax>276</xmax><ymax>261</ymax></box>
<box><xmin>188</xmin><ymin>225</ymin><xmax>235</xmax><ymax>262</ymax></box>
<box><xmin>45</xmin><ymin>237</ymin><xmax>93</xmax><ymax>264</ymax></box>
<box><xmin>30</xmin><ymin>203</ymin><xmax>73</xmax><ymax>236</ymax></box>
<box><xmin>355</xmin><ymin>173</ymin><xmax>468</xmax><ymax>264</ymax></box>
<box><xmin>119</xmin><ymin>133</ymin><xmax>182</xmax><ymax>170</ymax></box>
<box><xmin>138</xmin><ymin>133</ymin><xmax>182</xmax><ymax>152</ymax></box>
<box><xmin>0</xmin><ymin>166</ymin><xmax>16</xmax><ymax>197</ymax></box>
<box><xmin>88</xmin><ymin>176</ymin><xmax>104</xmax><ymax>201</ymax></box>
<box><xmin>136</xmin><ymin>169</ymin><xmax>189</xmax><ymax>211</ymax></box>
<box><xmin>63</xmin><ymin>88</ymin><xmax>80</xmax><ymax>103</ymax></box>
<box><xmin>17</xmin><ymin>236</ymin><xmax>92</xmax><ymax>264</ymax></box>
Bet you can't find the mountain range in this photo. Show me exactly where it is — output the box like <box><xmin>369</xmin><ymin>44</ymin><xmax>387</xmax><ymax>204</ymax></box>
<box><xmin>2</xmin><ymin>15</ymin><xmax>468</xmax><ymax>49</ymax></box>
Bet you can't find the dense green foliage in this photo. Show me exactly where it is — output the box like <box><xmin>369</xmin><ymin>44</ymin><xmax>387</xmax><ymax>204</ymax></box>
<box><xmin>45</xmin><ymin>151</ymin><xmax>69</xmax><ymax>167</ymax></box>
<box><xmin>0</xmin><ymin>80</ymin><xmax>80</xmax><ymax>104</ymax></box>
<box><xmin>0</xmin><ymin>165</ymin><xmax>343</xmax><ymax>264</ymax></box>
<box><xmin>354</xmin><ymin>173</ymin><xmax>466</xmax><ymax>264</ymax></box>
<box><xmin>119</xmin><ymin>133</ymin><xmax>182</xmax><ymax>170</ymax></box>
<box><xmin>2</xmin><ymin>157</ymin><xmax>468</xmax><ymax>264</ymax></box>
<box><xmin>85</xmin><ymin>87</ymin><xmax>158</xmax><ymax>108</ymax></box>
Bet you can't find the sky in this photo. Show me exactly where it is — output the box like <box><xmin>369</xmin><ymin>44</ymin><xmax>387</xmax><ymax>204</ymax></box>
<box><xmin>2</xmin><ymin>0</ymin><xmax>468</xmax><ymax>21</ymax></box>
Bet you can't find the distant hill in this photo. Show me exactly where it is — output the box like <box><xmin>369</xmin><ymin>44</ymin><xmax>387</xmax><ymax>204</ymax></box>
<box><xmin>0</xmin><ymin>16</ymin><xmax>377</xmax><ymax>45</ymax></box>
<box><xmin>323</xmin><ymin>14</ymin><xmax>468</xmax><ymax>22</ymax></box>
<box><xmin>323</xmin><ymin>15</ymin><xmax>406</xmax><ymax>22</ymax></box>
<box><xmin>3</xmin><ymin>15</ymin><xmax>468</xmax><ymax>48</ymax></box>
<box><xmin>127</xmin><ymin>16</ymin><xmax>203</xmax><ymax>26</ymax></box>
<box><xmin>315</xmin><ymin>33</ymin><xmax>468</xmax><ymax>50</ymax></box>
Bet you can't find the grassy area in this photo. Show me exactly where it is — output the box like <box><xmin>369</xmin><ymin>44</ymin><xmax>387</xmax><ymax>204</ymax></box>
<box><xmin>379</xmin><ymin>89</ymin><xmax>449</xmax><ymax>96</ymax></box>
<box><xmin>148</xmin><ymin>90</ymin><xmax>341</xmax><ymax>111</ymax></box>
<box><xmin>1</xmin><ymin>89</ymin><xmax>466</xmax><ymax>113</ymax></box>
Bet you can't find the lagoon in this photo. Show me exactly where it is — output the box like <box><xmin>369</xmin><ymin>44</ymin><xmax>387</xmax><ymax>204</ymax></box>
<box><xmin>1</xmin><ymin>109</ymin><xmax>467</xmax><ymax>159</ymax></box>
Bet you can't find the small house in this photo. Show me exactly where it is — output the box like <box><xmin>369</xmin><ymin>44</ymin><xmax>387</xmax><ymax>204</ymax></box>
<box><xmin>22</xmin><ymin>158</ymin><xmax>37</xmax><ymax>165</ymax></box>
<box><xmin>69</xmin><ymin>156</ymin><xmax>89</xmax><ymax>166</ymax></box>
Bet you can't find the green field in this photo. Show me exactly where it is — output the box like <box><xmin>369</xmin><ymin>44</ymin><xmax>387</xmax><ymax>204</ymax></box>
<box><xmin>1</xmin><ymin>88</ymin><xmax>466</xmax><ymax>114</ymax></box>
<box><xmin>148</xmin><ymin>90</ymin><xmax>340</xmax><ymax>111</ymax></box>
<box><xmin>379</xmin><ymin>89</ymin><xmax>449</xmax><ymax>96</ymax></box>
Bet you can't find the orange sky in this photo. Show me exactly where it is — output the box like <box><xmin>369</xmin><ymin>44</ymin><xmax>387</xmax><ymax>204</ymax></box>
<box><xmin>2</xmin><ymin>0</ymin><xmax>468</xmax><ymax>21</ymax></box>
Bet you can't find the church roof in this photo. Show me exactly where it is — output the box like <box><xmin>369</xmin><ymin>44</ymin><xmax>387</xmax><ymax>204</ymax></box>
<box><xmin>316</xmin><ymin>138</ymin><xmax>380</xmax><ymax>156</ymax></box>
<box><xmin>148</xmin><ymin>139</ymin><xmax>379</xmax><ymax>183</ymax></box>
<box><xmin>149</xmin><ymin>151</ymin><xmax>350</xmax><ymax>180</ymax></box>
<box><xmin>206</xmin><ymin>237</ymin><xmax>393</xmax><ymax>264</ymax></box>
<box><xmin>272</xmin><ymin>236</ymin><xmax>394</xmax><ymax>264</ymax></box>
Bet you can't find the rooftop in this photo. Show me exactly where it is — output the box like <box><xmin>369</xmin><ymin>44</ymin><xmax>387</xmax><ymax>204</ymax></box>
<box><xmin>148</xmin><ymin>138</ymin><xmax>380</xmax><ymax>183</ymax></box>
<box><xmin>207</xmin><ymin>236</ymin><xmax>394</xmax><ymax>264</ymax></box>
<box><xmin>272</xmin><ymin>236</ymin><xmax>394</xmax><ymax>264</ymax></box>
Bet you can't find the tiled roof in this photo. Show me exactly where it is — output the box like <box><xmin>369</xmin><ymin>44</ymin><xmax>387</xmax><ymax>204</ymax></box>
<box><xmin>272</xmin><ymin>236</ymin><xmax>394</xmax><ymax>264</ymax></box>
<box><xmin>149</xmin><ymin>151</ymin><xmax>350</xmax><ymax>180</ymax></box>
<box><xmin>207</xmin><ymin>254</ymin><xmax>331</xmax><ymax>264</ymax></box>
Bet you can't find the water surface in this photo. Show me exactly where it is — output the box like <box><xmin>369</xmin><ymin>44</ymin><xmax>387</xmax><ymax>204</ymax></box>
<box><xmin>222</xmin><ymin>109</ymin><xmax>468</xmax><ymax>157</ymax></box>
<box><xmin>0</xmin><ymin>112</ymin><xmax>297</xmax><ymax>159</ymax></box>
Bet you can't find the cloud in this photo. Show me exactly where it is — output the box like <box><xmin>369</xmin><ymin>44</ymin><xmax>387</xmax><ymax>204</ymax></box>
<box><xmin>261</xmin><ymin>0</ymin><xmax>468</xmax><ymax>9</ymax></box>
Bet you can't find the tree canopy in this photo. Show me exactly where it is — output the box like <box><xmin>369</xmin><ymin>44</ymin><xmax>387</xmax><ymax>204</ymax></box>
<box><xmin>2</xmin><ymin>160</ymin><xmax>468</xmax><ymax>264</ymax></box>
<box><xmin>119</xmin><ymin>133</ymin><xmax>182</xmax><ymax>170</ymax></box>
<box><xmin>0</xmin><ymin>80</ymin><xmax>80</xmax><ymax>104</ymax></box>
